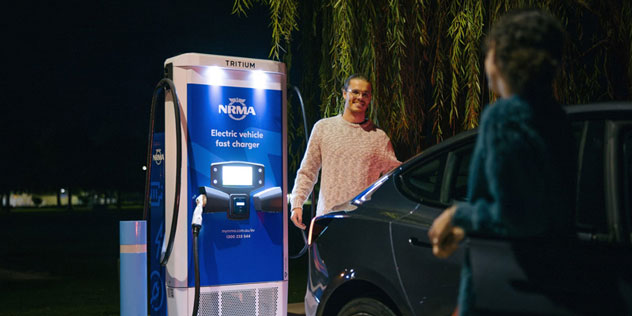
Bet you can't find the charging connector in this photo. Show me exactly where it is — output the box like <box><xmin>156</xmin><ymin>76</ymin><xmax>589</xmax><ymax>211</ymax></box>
<box><xmin>192</xmin><ymin>194</ymin><xmax>206</xmax><ymax>230</ymax></box>
<box><xmin>191</xmin><ymin>194</ymin><xmax>206</xmax><ymax>316</ymax></box>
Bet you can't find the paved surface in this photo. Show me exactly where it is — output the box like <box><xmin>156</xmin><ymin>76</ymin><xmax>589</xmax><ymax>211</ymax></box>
<box><xmin>288</xmin><ymin>302</ymin><xmax>306</xmax><ymax>315</ymax></box>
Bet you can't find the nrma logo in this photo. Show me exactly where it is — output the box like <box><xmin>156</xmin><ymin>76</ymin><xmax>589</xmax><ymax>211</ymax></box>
<box><xmin>152</xmin><ymin>148</ymin><xmax>165</xmax><ymax>165</ymax></box>
<box><xmin>218</xmin><ymin>97</ymin><xmax>256</xmax><ymax>121</ymax></box>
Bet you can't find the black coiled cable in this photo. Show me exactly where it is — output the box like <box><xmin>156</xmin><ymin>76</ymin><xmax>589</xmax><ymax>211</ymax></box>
<box><xmin>142</xmin><ymin>78</ymin><xmax>183</xmax><ymax>267</ymax></box>
<box><xmin>192</xmin><ymin>225</ymin><xmax>201</xmax><ymax>316</ymax></box>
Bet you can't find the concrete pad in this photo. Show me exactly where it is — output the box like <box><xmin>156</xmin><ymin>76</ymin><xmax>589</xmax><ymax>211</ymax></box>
<box><xmin>288</xmin><ymin>302</ymin><xmax>306</xmax><ymax>315</ymax></box>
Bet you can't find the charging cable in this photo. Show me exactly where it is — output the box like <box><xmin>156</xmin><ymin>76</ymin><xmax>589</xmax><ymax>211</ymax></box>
<box><xmin>191</xmin><ymin>194</ymin><xmax>205</xmax><ymax>316</ymax></box>
<box><xmin>143</xmin><ymin>77</ymin><xmax>183</xmax><ymax>267</ymax></box>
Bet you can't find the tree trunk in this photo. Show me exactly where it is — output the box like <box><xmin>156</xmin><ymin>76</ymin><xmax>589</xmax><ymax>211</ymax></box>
<box><xmin>56</xmin><ymin>190</ymin><xmax>62</xmax><ymax>208</ymax></box>
<box><xmin>117</xmin><ymin>189</ymin><xmax>123</xmax><ymax>210</ymax></box>
<box><xmin>67</xmin><ymin>188</ymin><xmax>73</xmax><ymax>211</ymax></box>
<box><xmin>2</xmin><ymin>192</ymin><xmax>8</xmax><ymax>212</ymax></box>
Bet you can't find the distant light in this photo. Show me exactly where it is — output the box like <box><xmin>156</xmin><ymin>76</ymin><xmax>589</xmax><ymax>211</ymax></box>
<box><xmin>205</xmin><ymin>66</ymin><xmax>225</xmax><ymax>85</ymax></box>
<box><xmin>60</xmin><ymin>188</ymin><xmax>66</xmax><ymax>194</ymax></box>
<box><xmin>142</xmin><ymin>165</ymin><xmax>147</xmax><ymax>171</ymax></box>
<box><xmin>250</xmin><ymin>70</ymin><xmax>268</xmax><ymax>89</ymax></box>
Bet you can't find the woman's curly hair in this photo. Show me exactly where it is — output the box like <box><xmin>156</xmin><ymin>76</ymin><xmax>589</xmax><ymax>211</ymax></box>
<box><xmin>486</xmin><ymin>9</ymin><xmax>564</xmax><ymax>100</ymax></box>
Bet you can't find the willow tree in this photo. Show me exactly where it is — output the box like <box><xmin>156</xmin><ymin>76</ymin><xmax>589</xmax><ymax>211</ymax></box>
<box><xmin>233</xmin><ymin>0</ymin><xmax>632</xmax><ymax>163</ymax></box>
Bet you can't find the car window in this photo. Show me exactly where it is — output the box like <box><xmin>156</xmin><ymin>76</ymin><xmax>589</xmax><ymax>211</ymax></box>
<box><xmin>574</xmin><ymin>120</ymin><xmax>608</xmax><ymax>234</ymax></box>
<box><xmin>399</xmin><ymin>152</ymin><xmax>447</xmax><ymax>204</ymax></box>
<box><xmin>448</xmin><ymin>146</ymin><xmax>473</xmax><ymax>203</ymax></box>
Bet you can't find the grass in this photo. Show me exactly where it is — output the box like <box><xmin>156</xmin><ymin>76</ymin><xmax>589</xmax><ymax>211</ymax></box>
<box><xmin>0</xmin><ymin>206</ymin><xmax>309</xmax><ymax>315</ymax></box>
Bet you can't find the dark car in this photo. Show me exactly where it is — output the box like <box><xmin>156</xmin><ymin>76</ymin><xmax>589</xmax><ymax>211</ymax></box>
<box><xmin>304</xmin><ymin>102</ymin><xmax>632</xmax><ymax>316</ymax></box>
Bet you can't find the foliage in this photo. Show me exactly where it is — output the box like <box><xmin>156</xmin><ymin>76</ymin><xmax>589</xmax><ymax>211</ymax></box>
<box><xmin>234</xmin><ymin>0</ymin><xmax>632</xmax><ymax>162</ymax></box>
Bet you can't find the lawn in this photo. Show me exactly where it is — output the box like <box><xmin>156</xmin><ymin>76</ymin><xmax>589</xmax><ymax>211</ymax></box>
<box><xmin>0</xmin><ymin>207</ymin><xmax>308</xmax><ymax>315</ymax></box>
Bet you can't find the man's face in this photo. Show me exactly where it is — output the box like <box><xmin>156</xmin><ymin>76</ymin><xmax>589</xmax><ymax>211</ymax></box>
<box><xmin>343</xmin><ymin>78</ymin><xmax>372</xmax><ymax>115</ymax></box>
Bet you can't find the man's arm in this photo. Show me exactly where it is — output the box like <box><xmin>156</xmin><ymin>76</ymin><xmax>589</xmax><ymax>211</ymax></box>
<box><xmin>289</xmin><ymin>122</ymin><xmax>323</xmax><ymax>229</ymax></box>
<box><xmin>380</xmin><ymin>140</ymin><xmax>401</xmax><ymax>175</ymax></box>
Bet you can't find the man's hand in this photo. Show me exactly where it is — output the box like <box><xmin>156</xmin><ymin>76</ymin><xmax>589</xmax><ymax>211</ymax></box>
<box><xmin>291</xmin><ymin>207</ymin><xmax>306</xmax><ymax>230</ymax></box>
<box><xmin>428</xmin><ymin>205</ymin><xmax>465</xmax><ymax>259</ymax></box>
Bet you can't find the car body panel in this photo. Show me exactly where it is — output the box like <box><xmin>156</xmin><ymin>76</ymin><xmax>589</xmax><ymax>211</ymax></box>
<box><xmin>391</xmin><ymin>206</ymin><xmax>463</xmax><ymax>315</ymax></box>
<box><xmin>307</xmin><ymin>209</ymin><xmax>412</xmax><ymax>316</ymax></box>
<box><xmin>468</xmin><ymin>236</ymin><xmax>632</xmax><ymax>315</ymax></box>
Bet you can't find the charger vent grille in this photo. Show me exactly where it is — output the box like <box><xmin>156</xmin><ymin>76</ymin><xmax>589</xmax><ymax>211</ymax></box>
<box><xmin>199</xmin><ymin>292</ymin><xmax>219</xmax><ymax>316</ymax></box>
<box><xmin>221</xmin><ymin>289</ymin><xmax>256</xmax><ymax>316</ymax></box>
<box><xmin>258</xmin><ymin>287</ymin><xmax>278</xmax><ymax>316</ymax></box>
<box><xmin>198</xmin><ymin>286</ymin><xmax>279</xmax><ymax>316</ymax></box>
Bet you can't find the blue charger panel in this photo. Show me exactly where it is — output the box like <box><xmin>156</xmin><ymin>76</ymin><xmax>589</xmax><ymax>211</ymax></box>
<box><xmin>148</xmin><ymin>133</ymin><xmax>167</xmax><ymax>316</ymax></box>
<box><xmin>187</xmin><ymin>84</ymin><xmax>283</xmax><ymax>287</ymax></box>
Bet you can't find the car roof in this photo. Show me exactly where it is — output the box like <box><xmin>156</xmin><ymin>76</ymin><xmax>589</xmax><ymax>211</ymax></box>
<box><xmin>565</xmin><ymin>102</ymin><xmax>632</xmax><ymax>119</ymax></box>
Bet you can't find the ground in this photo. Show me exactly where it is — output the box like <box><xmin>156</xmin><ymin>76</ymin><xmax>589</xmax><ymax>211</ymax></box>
<box><xmin>0</xmin><ymin>207</ymin><xmax>307</xmax><ymax>315</ymax></box>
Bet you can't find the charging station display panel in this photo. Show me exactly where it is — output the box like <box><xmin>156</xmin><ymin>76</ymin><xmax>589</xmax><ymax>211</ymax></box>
<box><xmin>187</xmin><ymin>83</ymin><xmax>283</xmax><ymax>286</ymax></box>
<box><xmin>222</xmin><ymin>165</ymin><xmax>253</xmax><ymax>186</ymax></box>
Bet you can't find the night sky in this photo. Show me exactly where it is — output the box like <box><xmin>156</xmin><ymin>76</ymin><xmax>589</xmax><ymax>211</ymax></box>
<box><xmin>2</xmin><ymin>1</ymin><xmax>274</xmax><ymax>194</ymax></box>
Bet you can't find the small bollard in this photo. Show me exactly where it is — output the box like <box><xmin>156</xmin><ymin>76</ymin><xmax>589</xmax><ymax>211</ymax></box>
<box><xmin>120</xmin><ymin>220</ymin><xmax>148</xmax><ymax>316</ymax></box>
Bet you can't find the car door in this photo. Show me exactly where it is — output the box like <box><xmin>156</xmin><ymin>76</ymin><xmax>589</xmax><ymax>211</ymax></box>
<box><xmin>620</xmin><ymin>124</ymin><xmax>632</xmax><ymax>244</ymax></box>
<box><xmin>390</xmin><ymin>141</ymin><xmax>474</xmax><ymax>315</ymax></box>
<box><xmin>468</xmin><ymin>118</ymin><xmax>632</xmax><ymax>315</ymax></box>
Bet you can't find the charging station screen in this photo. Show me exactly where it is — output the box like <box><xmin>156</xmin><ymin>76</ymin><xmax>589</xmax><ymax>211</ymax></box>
<box><xmin>222</xmin><ymin>166</ymin><xmax>252</xmax><ymax>186</ymax></box>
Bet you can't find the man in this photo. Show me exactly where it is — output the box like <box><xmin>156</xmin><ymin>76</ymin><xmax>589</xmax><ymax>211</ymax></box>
<box><xmin>290</xmin><ymin>74</ymin><xmax>401</xmax><ymax>229</ymax></box>
<box><xmin>428</xmin><ymin>9</ymin><xmax>577</xmax><ymax>315</ymax></box>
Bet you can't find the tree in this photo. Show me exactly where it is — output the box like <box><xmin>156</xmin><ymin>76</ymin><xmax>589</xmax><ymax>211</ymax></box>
<box><xmin>234</xmin><ymin>0</ymin><xmax>632</xmax><ymax>163</ymax></box>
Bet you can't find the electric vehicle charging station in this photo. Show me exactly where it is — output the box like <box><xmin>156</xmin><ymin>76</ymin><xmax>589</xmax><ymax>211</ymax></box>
<box><xmin>147</xmin><ymin>53</ymin><xmax>288</xmax><ymax>316</ymax></box>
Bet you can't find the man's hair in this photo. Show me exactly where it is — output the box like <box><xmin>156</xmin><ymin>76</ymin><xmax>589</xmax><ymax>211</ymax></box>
<box><xmin>485</xmin><ymin>9</ymin><xmax>564</xmax><ymax>99</ymax></box>
<box><xmin>342</xmin><ymin>74</ymin><xmax>371</xmax><ymax>91</ymax></box>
